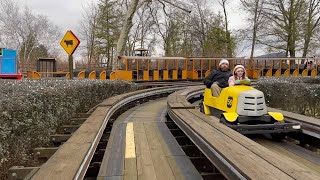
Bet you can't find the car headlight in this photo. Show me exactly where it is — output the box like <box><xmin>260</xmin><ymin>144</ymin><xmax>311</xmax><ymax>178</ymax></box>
<box><xmin>292</xmin><ymin>125</ymin><xmax>301</xmax><ymax>130</ymax></box>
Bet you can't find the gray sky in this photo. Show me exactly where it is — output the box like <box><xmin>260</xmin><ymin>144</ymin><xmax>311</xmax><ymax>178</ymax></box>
<box><xmin>18</xmin><ymin>0</ymin><xmax>253</xmax><ymax>57</ymax></box>
<box><xmin>19</xmin><ymin>0</ymin><xmax>99</xmax><ymax>34</ymax></box>
<box><xmin>211</xmin><ymin>0</ymin><xmax>248</xmax><ymax>30</ymax></box>
<box><xmin>18</xmin><ymin>0</ymin><xmax>100</xmax><ymax>59</ymax></box>
<box><xmin>19</xmin><ymin>0</ymin><xmax>247</xmax><ymax>30</ymax></box>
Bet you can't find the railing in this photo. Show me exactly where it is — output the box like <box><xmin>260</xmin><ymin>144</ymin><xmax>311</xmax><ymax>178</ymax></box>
<box><xmin>26</xmin><ymin>71</ymin><xmax>108</xmax><ymax>80</ymax></box>
<box><xmin>24</xmin><ymin>56</ymin><xmax>320</xmax><ymax>80</ymax></box>
<box><xmin>117</xmin><ymin>56</ymin><xmax>319</xmax><ymax>79</ymax></box>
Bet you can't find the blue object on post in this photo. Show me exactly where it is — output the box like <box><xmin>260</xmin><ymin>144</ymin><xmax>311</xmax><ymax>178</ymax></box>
<box><xmin>0</xmin><ymin>48</ymin><xmax>21</xmax><ymax>79</ymax></box>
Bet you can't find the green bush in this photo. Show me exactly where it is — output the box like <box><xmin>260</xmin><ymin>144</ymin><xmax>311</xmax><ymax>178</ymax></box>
<box><xmin>255</xmin><ymin>77</ymin><xmax>320</xmax><ymax>117</ymax></box>
<box><xmin>0</xmin><ymin>79</ymin><xmax>139</xmax><ymax>178</ymax></box>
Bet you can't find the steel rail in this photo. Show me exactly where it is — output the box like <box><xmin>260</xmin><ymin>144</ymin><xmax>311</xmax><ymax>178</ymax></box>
<box><xmin>167</xmin><ymin>86</ymin><xmax>247</xmax><ymax>179</ymax></box>
<box><xmin>167</xmin><ymin>109</ymin><xmax>246</xmax><ymax>180</ymax></box>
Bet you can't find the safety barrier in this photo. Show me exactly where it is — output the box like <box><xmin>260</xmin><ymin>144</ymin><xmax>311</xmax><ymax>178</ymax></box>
<box><xmin>26</xmin><ymin>56</ymin><xmax>320</xmax><ymax>80</ymax></box>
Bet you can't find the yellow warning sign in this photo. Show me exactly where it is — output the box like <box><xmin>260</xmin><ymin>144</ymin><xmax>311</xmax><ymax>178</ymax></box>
<box><xmin>60</xmin><ymin>30</ymin><xmax>80</xmax><ymax>55</ymax></box>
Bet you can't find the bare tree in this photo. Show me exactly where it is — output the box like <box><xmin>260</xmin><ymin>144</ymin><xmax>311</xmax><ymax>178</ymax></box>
<box><xmin>240</xmin><ymin>0</ymin><xmax>265</xmax><ymax>59</ymax></box>
<box><xmin>218</xmin><ymin>0</ymin><xmax>232</xmax><ymax>57</ymax></box>
<box><xmin>137</xmin><ymin>3</ymin><xmax>157</xmax><ymax>49</ymax></box>
<box><xmin>261</xmin><ymin>0</ymin><xmax>305</xmax><ymax>57</ymax></box>
<box><xmin>302</xmin><ymin>0</ymin><xmax>320</xmax><ymax>57</ymax></box>
<box><xmin>114</xmin><ymin>0</ymin><xmax>142</xmax><ymax>70</ymax></box>
<box><xmin>0</xmin><ymin>0</ymin><xmax>20</xmax><ymax>49</ymax></box>
<box><xmin>125</xmin><ymin>2</ymin><xmax>158</xmax><ymax>55</ymax></box>
<box><xmin>191</xmin><ymin>0</ymin><xmax>209</xmax><ymax>55</ymax></box>
<box><xmin>79</xmin><ymin>1</ymin><xmax>99</xmax><ymax>68</ymax></box>
<box><xmin>0</xmin><ymin>0</ymin><xmax>61</xmax><ymax>71</ymax></box>
<box><xmin>114</xmin><ymin>0</ymin><xmax>191</xmax><ymax>70</ymax></box>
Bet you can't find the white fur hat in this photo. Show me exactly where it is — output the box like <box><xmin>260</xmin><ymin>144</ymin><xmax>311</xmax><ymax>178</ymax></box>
<box><xmin>219</xmin><ymin>59</ymin><xmax>229</xmax><ymax>66</ymax></box>
<box><xmin>233</xmin><ymin>65</ymin><xmax>246</xmax><ymax>74</ymax></box>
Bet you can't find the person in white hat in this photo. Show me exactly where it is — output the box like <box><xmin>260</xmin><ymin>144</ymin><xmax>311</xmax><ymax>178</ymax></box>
<box><xmin>204</xmin><ymin>59</ymin><xmax>232</xmax><ymax>97</ymax></box>
<box><xmin>228</xmin><ymin>64</ymin><xmax>251</xmax><ymax>86</ymax></box>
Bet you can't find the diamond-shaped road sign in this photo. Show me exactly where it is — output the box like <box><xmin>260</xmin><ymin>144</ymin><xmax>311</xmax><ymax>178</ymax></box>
<box><xmin>60</xmin><ymin>30</ymin><xmax>80</xmax><ymax>55</ymax></box>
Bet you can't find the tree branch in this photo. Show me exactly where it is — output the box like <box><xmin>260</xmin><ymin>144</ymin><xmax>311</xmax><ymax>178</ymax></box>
<box><xmin>159</xmin><ymin>0</ymin><xmax>191</xmax><ymax>13</ymax></box>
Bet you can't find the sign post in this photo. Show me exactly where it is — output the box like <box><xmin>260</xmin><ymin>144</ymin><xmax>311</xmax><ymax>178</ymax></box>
<box><xmin>68</xmin><ymin>55</ymin><xmax>74</xmax><ymax>79</ymax></box>
<box><xmin>60</xmin><ymin>30</ymin><xmax>80</xmax><ymax>79</ymax></box>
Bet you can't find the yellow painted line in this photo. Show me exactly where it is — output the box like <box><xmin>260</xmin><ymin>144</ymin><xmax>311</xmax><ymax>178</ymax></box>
<box><xmin>125</xmin><ymin>122</ymin><xmax>136</xmax><ymax>158</ymax></box>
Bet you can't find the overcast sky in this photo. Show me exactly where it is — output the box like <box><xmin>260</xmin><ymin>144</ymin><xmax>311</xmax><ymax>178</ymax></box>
<box><xmin>18</xmin><ymin>0</ymin><xmax>252</xmax><ymax>57</ymax></box>
<box><xmin>19</xmin><ymin>0</ymin><xmax>98</xmax><ymax>35</ymax></box>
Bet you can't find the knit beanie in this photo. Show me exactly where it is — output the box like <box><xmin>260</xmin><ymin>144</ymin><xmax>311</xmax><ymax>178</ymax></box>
<box><xmin>233</xmin><ymin>65</ymin><xmax>246</xmax><ymax>75</ymax></box>
<box><xmin>219</xmin><ymin>59</ymin><xmax>229</xmax><ymax>66</ymax></box>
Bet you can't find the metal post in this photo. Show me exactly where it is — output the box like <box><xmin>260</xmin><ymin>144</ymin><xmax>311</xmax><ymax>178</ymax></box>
<box><xmin>69</xmin><ymin>55</ymin><xmax>74</xmax><ymax>79</ymax></box>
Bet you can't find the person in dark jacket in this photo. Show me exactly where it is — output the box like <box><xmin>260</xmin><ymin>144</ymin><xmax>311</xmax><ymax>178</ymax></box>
<box><xmin>204</xmin><ymin>59</ymin><xmax>232</xmax><ymax>97</ymax></box>
<box><xmin>304</xmin><ymin>61</ymin><xmax>313</xmax><ymax>70</ymax></box>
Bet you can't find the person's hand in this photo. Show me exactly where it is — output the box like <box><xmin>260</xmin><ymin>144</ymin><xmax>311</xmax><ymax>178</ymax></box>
<box><xmin>242</xmin><ymin>79</ymin><xmax>251</xmax><ymax>85</ymax></box>
<box><xmin>213</xmin><ymin>82</ymin><xmax>220</xmax><ymax>86</ymax></box>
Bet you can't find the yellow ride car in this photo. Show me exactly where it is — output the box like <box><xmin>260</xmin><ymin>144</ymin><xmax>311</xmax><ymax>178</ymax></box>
<box><xmin>200</xmin><ymin>81</ymin><xmax>301</xmax><ymax>140</ymax></box>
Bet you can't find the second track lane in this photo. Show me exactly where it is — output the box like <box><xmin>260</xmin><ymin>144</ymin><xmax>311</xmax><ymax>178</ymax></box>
<box><xmin>98</xmin><ymin>98</ymin><xmax>206</xmax><ymax>180</ymax></box>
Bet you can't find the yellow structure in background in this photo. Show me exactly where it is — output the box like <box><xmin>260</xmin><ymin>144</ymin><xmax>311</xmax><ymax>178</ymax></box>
<box><xmin>25</xmin><ymin>56</ymin><xmax>320</xmax><ymax>80</ymax></box>
<box><xmin>89</xmin><ymin>71</ymin><xmax>96</xmax><ymax>79</ymax></box>
<box><xmin>77</xmin><ymin>71</ymin><xmax>85</xmax><ymax>79</ymax></box>
<box><xmin>110</xmin><ymin>70</ymin><xmax>132</xmax><ymax>80</ymax></box>
<box><xmin>100</xmin><ymin>71</ymin><xmax>107</xmax><ymax>80</ymax></box>
<box><xmin>27</xmin><ymin>71</ymin><xmax>41</xmax><ymax>79</ymax></box>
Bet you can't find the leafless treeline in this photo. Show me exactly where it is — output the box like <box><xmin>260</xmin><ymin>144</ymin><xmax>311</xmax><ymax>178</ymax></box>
<box><xmin>240</xmin><ymin>0</ymin><xmax>320</xmax><ymax>58</ymax></box>
<box><xmin>81</xmin><ymin>0</ymin><xmax>320</xmax><ymax>70</ymax></box>
<box><xmin>0</xmin><ymin>0</ymin><xmax>61</xmax><ymax>71</ymax></box>
<box><xmin>80</xmin><ymin>0</ymin><xmax>236</xmax><ymax>70</ymax></box>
